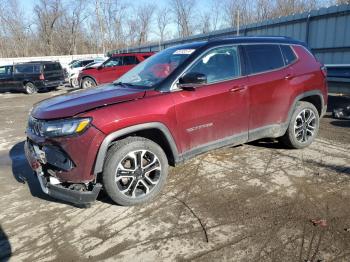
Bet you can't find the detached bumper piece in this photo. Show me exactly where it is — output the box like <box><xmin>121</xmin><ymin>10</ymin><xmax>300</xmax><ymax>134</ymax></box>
<box><xmin>25</xmin><ymin>140</ymin><xmax>102</xmax><ymax>206</ymax></box>
<box><xmin>38</xmin><ymin>175</ymin><xmax>102</xmax><ymax>206</ymax></box>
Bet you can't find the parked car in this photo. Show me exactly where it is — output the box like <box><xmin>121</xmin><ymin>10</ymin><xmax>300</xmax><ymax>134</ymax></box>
<box><xmin>69</xmin><ymin>61</ymin><xmax>103</xmax><ymax>88</ymax></box>
<box><xmin>66</xmin><ymin>58</ymin><xmax>105</xmax><ymax>85</ymax></box>
<box><xmin>0</xmin><ymin>61</ymin><xmax>65</xmax><ymax>94</ymax></box>
<box><xmin>25</xmin><ymin>37</ymin><xmax>328</xmax><ymax>206</ymax></box>
<box><xmin>78</xmin><ymin>52</ymin><xmax>154</xmax><ymax>88</ymax></box>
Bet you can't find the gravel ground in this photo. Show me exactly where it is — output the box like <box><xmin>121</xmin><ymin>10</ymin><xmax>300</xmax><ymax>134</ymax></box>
<box><xmin>0</xmin><ymin>88</ymin><xmax>349</xmax><ymax>262</ymax></box>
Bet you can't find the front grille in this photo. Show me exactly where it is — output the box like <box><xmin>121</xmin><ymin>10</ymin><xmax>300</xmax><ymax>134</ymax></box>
<box><xmin>28</xmin><ymin>116</ymin><xmax>43</xmax><ymax>136</ymax></box>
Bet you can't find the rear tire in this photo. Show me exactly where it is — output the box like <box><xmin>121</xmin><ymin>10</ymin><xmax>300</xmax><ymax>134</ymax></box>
<box><xmin>280</xmin><ymin>101</ymin><xmax>319</xmax><ymax>149</ymax></box>
<box><xmin>24</xmin><ymin>82</ymin><xmax>38</xmax><ymax>94</ymax></box>
<box><xmin>81</xmin><ymin>77</ymin><xmax>96</xmax><ymax>89</ymax></box>
<box><xmin>103</xmin><ymin>137</ymin><xmax>168</xmax><ymax>206</ymax></box>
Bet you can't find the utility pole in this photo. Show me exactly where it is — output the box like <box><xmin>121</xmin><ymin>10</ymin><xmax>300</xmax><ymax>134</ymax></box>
<box><xmin>237</xmin><ymin>9</ymin><xmax>240</xmax><ymax>36</ymax></box>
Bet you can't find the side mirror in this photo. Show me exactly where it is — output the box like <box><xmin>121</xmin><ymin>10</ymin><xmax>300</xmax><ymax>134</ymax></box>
<box><xmin>97</xmin><ymin>65</ymin><xmax>104</xmax><ymax>70</ymax></box>
<box><xmin>178</xmin><ymin>72</ymin><xmax>207</xmax><ymax>90</ymax></box>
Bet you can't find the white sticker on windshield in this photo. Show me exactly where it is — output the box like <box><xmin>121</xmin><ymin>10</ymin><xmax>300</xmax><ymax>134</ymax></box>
<box><xmin>173</xmin><ymin>49</ymin><xmax>195</xmax><ymax>55</ymax></box>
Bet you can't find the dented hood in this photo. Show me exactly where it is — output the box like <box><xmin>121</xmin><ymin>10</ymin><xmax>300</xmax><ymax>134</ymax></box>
<box><xmin>32</xmin><ymin>84</ymin><xmax>146</xmax><ymax>120</ymax></box>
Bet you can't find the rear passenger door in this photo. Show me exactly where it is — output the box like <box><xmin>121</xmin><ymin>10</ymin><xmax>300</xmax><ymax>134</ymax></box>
<box><xmin>119</xmin><ymin>56</ymin><xmax>139</xmax><ymax>76</ymax></box>
<box><xmin>243</xmin><ymin>44</ymin><xmax>294</xmax><ymax>139</ymax></box>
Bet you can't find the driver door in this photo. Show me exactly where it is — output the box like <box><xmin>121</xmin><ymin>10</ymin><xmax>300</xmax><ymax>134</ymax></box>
<box><xmin>99</xmin><ymin>56</ymin><xmax>123</xmax><ymax>83</ymax></box>
<box><xmin>172</xmin><ymin>45</ymin><xmax>249</xmax><ymax>154</ymax></box>
<box><xmin>0</xmin><ymin>66</ymin><xmax>14</xmax><ymax>92</ymax></box>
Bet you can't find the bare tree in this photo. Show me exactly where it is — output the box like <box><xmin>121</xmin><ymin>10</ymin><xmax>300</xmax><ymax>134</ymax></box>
<box><xmin>66</xmin><ymin>0</ymin><xmax>89</xmax><ymax>55</ymax></box>
<box><xmin>199</xmin><ymin>12</ymin><xmax>211</xmax><ymax>34</ymax></box>
<box><xmin>0</xmin><ymin>0</ymin><xmax>333</xmax><ymax>58</ymax></box>
<box><xmin>170</xmin><ymin>0</ymin><xmax>196</xmax><ymax>37</ymax></box>
<box><xmin>222</xmin><ymin>0</ymin><xmax>254</xmax><ymax>28</ymax></box>
<box><xmin>274</xmin><ymin>0</ymin><xmax>318</xmax><ymax>17</ymax></box>
<box><xmin>210</xmin><ymin>0</ymin><xmax>222</xmax><ymax>31</ymax></box>
<box><xmin>125</xmin><ymin>18</ymin><xmax>139</xmax><ymax>47</ymax></box>
<box><xmin>93</xmin><ymin>0</ymin><xmax>127</xmax><ymax>53</ymax></box>
<box><xmin>255</xmin><ymin>0</ymin><xmax>275</xmax><ymax>21</ymax></box>
<box><xmin>198</xmin><ymin>0</ymin><xmax>222</xmax><ymax>34</ymax></box>
<box><xmin>34</xmin><ymin>0</ymin><xmax>63</xmax><ymax>55</ymax></box>
<box><xmin>0</xmin><ymin>0</ymin><xmax>32</xmax><ymax>57</ymax></box>
<box><xmin>94</xmin><ymin>0</ymin><xmax>106</xmax><ymax>54</ymax></box>
<box><xmin>135</xmin><ymin>3</ymin><xmax>155</xmax><ymax>45</ymax></box>
<box><xmin>156</xmin><ymin>7</ymin><xmax>171</xmax><ymax>43</ymax></box>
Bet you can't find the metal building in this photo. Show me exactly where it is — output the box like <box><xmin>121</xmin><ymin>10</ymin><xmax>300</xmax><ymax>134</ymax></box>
<box><xmin>109</xmin><ymin>4</ymin><xmax>350</xmax><ymax>66</ymax></box>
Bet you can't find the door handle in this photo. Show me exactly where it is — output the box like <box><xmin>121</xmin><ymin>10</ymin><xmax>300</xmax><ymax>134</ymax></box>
<box><xmin>284</xmin><ymin>74</ymin><xmax>294</xmax><ymax>80</ymax></box>
<box><xmin>230</xmin><ymin>85</ymin><xmax>247</xmax><ymax>92</ymax></box>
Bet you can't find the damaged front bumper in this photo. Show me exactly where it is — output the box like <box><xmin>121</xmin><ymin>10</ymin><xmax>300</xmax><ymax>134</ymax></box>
<box><xmin>24</xmin><ymin>140</ymin><xmax>102</xmax><ymax>206</ymax></box>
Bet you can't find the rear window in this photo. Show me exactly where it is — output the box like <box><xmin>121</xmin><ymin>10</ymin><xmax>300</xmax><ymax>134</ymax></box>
<box><xmin>280</xmin><ymin>45</ymin><xmax>297</xmax><ymax>65</ymax></box>
<box><xmin>44</xmin><ymin>63</ymin><xmax>62</xmax><ymax>71</ymax></box>
<box><xmin>244</xmin><ymin>44</ymin><xmax>284</xmax><ymax>74</ymax></box>
<box><xmin>14</xmin><ymin>64</ymin><xmax>41</xmax><ymax>74</ymax></box>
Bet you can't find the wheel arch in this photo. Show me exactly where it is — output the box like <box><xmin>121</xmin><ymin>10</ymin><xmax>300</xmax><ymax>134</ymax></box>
<box><xmin>288</xmin><ymin>90</ymin><xmax>325</xmax><ymax>121</ymax></box>
<box><xmin>23</xmin><ymin>80</ymin><xmax>35</xmax><ymax>87</ymax></box>
<box><xmin>298</xmin><ymin>94</ymin><xmax>323</xmax><ymax>117</ymax></box>
<box><xmin>94</xmin><ymin>122</ymin><xmax>180</xmax><ymax>175</ymax></box>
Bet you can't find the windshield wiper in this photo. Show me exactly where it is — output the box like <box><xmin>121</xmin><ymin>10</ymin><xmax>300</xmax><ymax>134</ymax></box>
<box><xmin>113</xmin><ymin>81</ymin><xmax>135</xmax><ymax>88</ymax></box>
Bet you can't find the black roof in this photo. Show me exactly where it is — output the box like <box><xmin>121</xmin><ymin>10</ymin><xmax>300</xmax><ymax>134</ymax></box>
<box><xmin>172</xmin><ymin>36</ymin><xmax>306</xmax><ymax>50</ymax></box>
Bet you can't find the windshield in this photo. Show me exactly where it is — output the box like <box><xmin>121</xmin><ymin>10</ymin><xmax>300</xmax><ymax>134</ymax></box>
<box><xmin>115</xmin><ymin>47</ymin><xmax>197</xmax><ymax>88</ymax></box>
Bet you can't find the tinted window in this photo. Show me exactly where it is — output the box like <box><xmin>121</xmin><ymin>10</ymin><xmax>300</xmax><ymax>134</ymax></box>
<box><xmin>187</xmin><ymin>46</ymin><xmax>240</xmax><ymax>83</ymax></box>
<box><xmin>44</xmin><ymin>63</ymin><xmax>61</xmax><ymax>71</ymax></box>
<box><xmin>123</xmin><ymin>56</ymin><xmax>139</xmax><ymax>65</ymax></box>
<box><xmin>280</xmin><ymin>45</ymin><xmax>297</xmax><ymax>65</ymax></box>
<box><xmin>14</xmin><ymin>64</ymin><xmax>40</xmax><ymax>74</ymax></box>
<box><xmin>245</xmin><ymin>44</ymin><xmax>284</xmax><ymax>74</ymax></box>
<box><xmin>81</xmin><ymin>60</ymin><xmax>94</xmax><ymax>66</ymax></box>
<box><xmin>0</xmin><ymin>66</ymin><xmax>12</xmax><ymax>76</ymax></box>
<box><xmin>71</xmin><ymin>61</ymin><xmax>82</xmax><ymax>68</ymax></box>
<box><xmin>104</xmin><ymin>57</ymin><xmax>122</xmax><ymax>67</ymax></box>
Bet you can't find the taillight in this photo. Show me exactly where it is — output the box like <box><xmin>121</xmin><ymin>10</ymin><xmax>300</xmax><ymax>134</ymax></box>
<box><xmin>321</xmin><ymin>65</ymin><xmax>327</xmax><ymax>78</ymax></box>
<box><xmin>39</xmin><ymin>73</ymin><xmax>45</xmax><ymax>80</ymax></box>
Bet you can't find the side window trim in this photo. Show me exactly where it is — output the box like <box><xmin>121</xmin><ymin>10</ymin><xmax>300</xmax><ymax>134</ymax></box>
<box><xmin>179</xmin><ymin>44</ymin><xmax>242</xmax><ymax>86</ymax></box>
<box><xmin>280</xmin><ymin>44</ymin><xmax>298</xmax><ymax>65</ymax></box>
<box><xmin>171</xmin><ymin>44</ymin><xmax>244</xmax><ymax>91</ymax></box>
<box><xmin>243</xmin><ymin>44</ymin><xmax>289</xmax><ymax>76</ymax></box>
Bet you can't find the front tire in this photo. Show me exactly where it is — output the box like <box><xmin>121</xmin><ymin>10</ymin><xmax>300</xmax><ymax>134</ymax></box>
<box><xmin>103</xmin><ymin>137</ymin><xmax>169</xmax><ymax>206</ymax></box>
<box><xmin>280</xmin><ymin>101</ymin><xmax>319</xmax><ymax>149</ymax></box>
<box><xmin>81</xmin><ymin>77</ymin><xmax>96</xmax><ymax>89</ymax></box>
<box><xmin>24</xmin><ymin>82</ymin><xmax>38</xmax><ymax>94</ymax></box>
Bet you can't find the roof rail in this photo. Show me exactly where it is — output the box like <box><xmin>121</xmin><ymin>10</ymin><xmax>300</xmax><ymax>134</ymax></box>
<box><xmin>208</xmin><ymin>35</ymin><xmax>293</xmax><ymax>41</ymax></box>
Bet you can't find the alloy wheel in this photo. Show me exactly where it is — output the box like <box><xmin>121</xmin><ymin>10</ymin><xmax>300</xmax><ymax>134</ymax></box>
<box><xmin>25</xmin><ymin>83</ymin><xmax>37</xmax><ymax>94</ymax></box>
<box><xmin>115</xmin><ymin>150</ymin><xmax>161</xmax><ymax>198</ymax></box>
<box><xmin>82</xmin><ymin>79</ymin><xmax>95</xmax><ymax>88</ymax></box>
<box><xmin>294</xmin><ymin>109</ymin><xmax>316</xmax><ymax>143</ymax></box>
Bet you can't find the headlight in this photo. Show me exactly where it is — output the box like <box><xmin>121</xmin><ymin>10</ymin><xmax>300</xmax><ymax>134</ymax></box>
<box><xmin>29</xmin><ymin>117</ymin><xmax>92</xmax><ymax>137</ymax></box>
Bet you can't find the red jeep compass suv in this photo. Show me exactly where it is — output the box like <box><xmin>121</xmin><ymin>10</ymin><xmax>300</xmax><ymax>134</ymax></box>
<box><xmin>78</xmin><ymin>52</ymin><xmax>154</xmax><ymax>88</ymax></box>
<box><xmin>25</xmin><ymin>37</ymin><xmax>328</xmax><ymax>206</ymax></box>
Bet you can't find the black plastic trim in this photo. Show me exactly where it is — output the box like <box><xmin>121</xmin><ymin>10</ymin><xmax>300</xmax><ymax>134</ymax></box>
<box><xmin>44</xmin><ymin>177</ymin><xmax>102</xmax><ymax>205</ymax></box>
<box><xmin>94</xmin><ymin>122</ymin><xmax>179</xmax><ymax>174</ymax></box>
<box><xmin>179</xmin><ymin>132</ymin><xmax>248</xmax><ymax>162</ymax></box>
